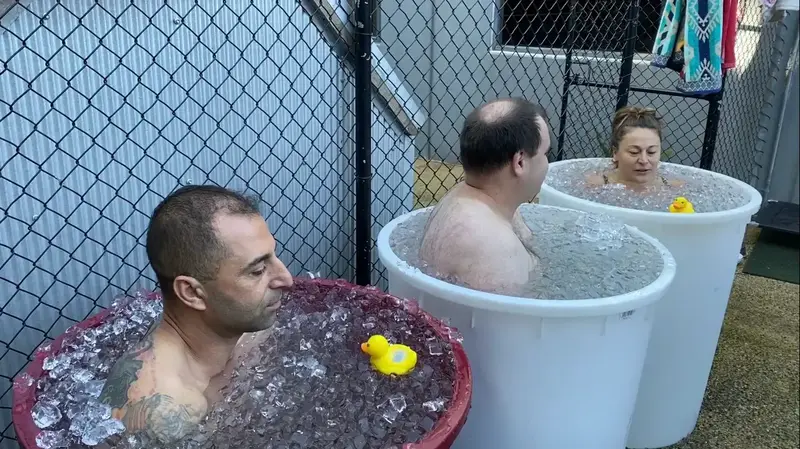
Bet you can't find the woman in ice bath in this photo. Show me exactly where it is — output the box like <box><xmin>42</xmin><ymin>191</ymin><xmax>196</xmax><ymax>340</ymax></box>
<box><xmin>587</xmin><ymin>106</ymin><xmax>683</xmax><ymax>189</ymax></box>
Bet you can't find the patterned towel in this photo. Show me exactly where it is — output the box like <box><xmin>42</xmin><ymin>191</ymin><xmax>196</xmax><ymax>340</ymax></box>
<box><xmin>651</xmin><ymin>0</ymin><xmax>724</xmax><ymax>95</ymax></box>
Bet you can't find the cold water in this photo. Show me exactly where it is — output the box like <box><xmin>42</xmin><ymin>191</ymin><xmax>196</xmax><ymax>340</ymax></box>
<box><xmin>544</xmin><ymin>159</ymin><xmax>750</xmax><ymax>213</ymax></box>
<box><xmin>389</xmin><ymin>204</ymin><xmax>664</xmax><ymax>300</ymax></box>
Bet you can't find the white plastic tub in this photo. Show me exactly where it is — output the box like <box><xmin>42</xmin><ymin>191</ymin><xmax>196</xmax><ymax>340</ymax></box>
<box><xmin>539</xmin><ymin>158</ymin><xmax>763</xmax><ymax>448</ymax></box>
<box><xmin>376</xmin><ymin>205</ymin><xmax>677</xmax><ymax>449</ymax></box>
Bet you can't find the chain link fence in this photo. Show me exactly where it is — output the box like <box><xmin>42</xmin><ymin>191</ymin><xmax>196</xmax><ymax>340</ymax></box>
<box><xmin>0</xmin><ymin>0</ymin><xmax>419</xmax><ymax>445</ymax></box>
<box><xmin>0</xmin><ymin>0</ymin><xmax>792</xmax><ymax>446</ymax></box>
<box><xmin>371</xmin><ymin>0</ymin><xmax>791</xmax><ymax>283</ymax></box>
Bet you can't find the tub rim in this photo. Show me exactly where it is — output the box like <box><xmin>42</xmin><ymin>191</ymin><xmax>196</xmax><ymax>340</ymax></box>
<box><xmin>376</xmin><ymin>205</ymin><xmax>677</xmax><ymax>318</ymax></box>
<box><xmin>539</xmin><ymin>158</ymin><xmax>763</xmax><ymax>225</ymax></box>
<box><xmin>11</xmin><ymin>279</ymin><xmax>473</xmax><ymax>449</ymax></box>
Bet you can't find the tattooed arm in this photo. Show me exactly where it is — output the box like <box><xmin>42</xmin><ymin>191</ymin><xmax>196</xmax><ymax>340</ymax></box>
<box><xmin>99</xmin><ymin>334</ymin><xmax>155</xmax><ymax>409</ymax></box>
<box><xmin>99</xmin><ymin>328</ymin><xmax>208</xmax><ymax>444</ymax></box>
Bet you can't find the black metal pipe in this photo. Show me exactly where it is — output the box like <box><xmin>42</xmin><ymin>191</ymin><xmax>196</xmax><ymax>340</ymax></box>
<box><xmin>555</xmin><ymin>0</ymin><xmax>578</xmax><ymax>161</ymax></box>
<box><xmin>615</xmin><ymin>0</ymin><xmax>640</xmax><ymax>111</ymax></box>
<box><xmin>354</xmin><ymin>0</ymin><xmax>373</xmax><ymax>286</ymax></box>
<box><xmin>570</xmin><ymin>80</ymin><xmax>719</xmax><ymax>100</ymax></box>
<box><xmin>700</xmin><ymin>75</ymin><xmax>726</xmax><ymax>170</ymax></box>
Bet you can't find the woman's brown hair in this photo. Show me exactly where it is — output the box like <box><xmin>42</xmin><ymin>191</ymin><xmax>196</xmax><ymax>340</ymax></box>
<box><xmin>610</xmin><ymin>106</ymin><xmax>663</xmax><ymax>154</ymax></box>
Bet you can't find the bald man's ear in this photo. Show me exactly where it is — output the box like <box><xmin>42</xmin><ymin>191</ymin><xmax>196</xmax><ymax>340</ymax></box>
<box><xmin>512</xmin><ymin>150</ymin><xmax>527</xmax><ymax>175</ymax></box>
<box><xmin>172</xmin><ymin>276</ymin><xmax>208</xmax><ymax>311</ymax></box>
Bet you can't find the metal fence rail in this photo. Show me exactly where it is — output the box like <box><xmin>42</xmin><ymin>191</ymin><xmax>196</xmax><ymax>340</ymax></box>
<box><xmin>0</xmin><ymin>0</ymin><xmax>792</xmax><ymax>446</ymax></box>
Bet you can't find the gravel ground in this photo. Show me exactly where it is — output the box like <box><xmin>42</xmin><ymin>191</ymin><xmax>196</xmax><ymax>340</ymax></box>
<box><xmin>412</xmin><ymin>158</ymin><xmax>800</xmax><ymax>449</ymax></box>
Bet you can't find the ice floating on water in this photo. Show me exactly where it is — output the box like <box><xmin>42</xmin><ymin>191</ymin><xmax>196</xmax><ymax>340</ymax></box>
<box><xmin>544</xmin><ymin>158</ymin><xmax>750</xmax><ymax>213</ymax></box>
<box><xmin>389</xmin><ymin>205</ymin><xmax>664</xmax><ymax>300</ymax></box>
<box><xmin>20</xmin><ymin>284</ymin><xmax>456</xmax><ymax>449</ymax></box>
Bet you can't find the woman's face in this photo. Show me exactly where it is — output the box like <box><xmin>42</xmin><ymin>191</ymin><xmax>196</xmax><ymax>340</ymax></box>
<box><xmin>613</xmin><ymin>127</ymin><xmax>662</xmax><ymax>185</ymax></box>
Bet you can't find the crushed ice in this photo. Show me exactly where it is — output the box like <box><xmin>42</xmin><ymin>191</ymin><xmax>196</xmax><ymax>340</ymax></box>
<box><xmin>18</xmin><ymin>284</ymin><xmax>457</xmax><ymax>449</ymax></box>
<box><xmin>390</xmin><ymin>205</ymin><xmax>664</xmax><ymax>299</ymax></box>
<box><xmin>544</xmin><ymin>158</ymin><xmax>750</xmax><ymax>213</ymax></box>
<box><xmin>21</xmin><ymin>292</ymin><xmax>162</xmax><ymax>448</ymax></box>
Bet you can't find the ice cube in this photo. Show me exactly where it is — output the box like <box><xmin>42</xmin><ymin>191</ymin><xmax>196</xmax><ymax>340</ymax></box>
<box><xmin>419</xmin><ymin>416</ymin><xmax>436</xmax><ymax>432</ymax></box>
<box><xmin>70</xmin><ymin>368</ymin><xmax>94</xmax><ymax>383</ymax></box>
<box><xmin>352</xmin><ymin>434</ymin><xmax>367</xmax><ymax>449</ymax></box>
<box><xmin>130</xmin><ymin>311</ymin><xmax>146</xmax><ymax>325</ymax></box>
<box><xmin>427</xmin><ymin>341</ymin><xmax>444</xmax><ymax>356</ymax></box>
<box><xmin>330</xmin><ymin>306</ymin><xmax>349</xmax><ymax>321</ymax></box>
<box><xmin>448</xmin><ymin>328</ymin><xmax>463</xmax><ymax>343</ymax></box>
<box><xmin>362</xmin><ymin>316</ymin><xmax>377</xmax><ymax>329</ymax></box>
<box><xmin>69</xmin><ymin>401</ymin><xmax>112</xmax><ymax>436</ymax></box>
<box><xmin>42</xmin><ymin>354</ymin><xmax>69</xmax><ymax>372</ymax></box>
<box><xmin>80</xmin><ymin>418</ymin><xmax>126</xmax><ymax>446</ymax></box>
<box><xmin>82</xmin><ymin>380</ymin><xmax>106</xmax><ymax>398</ymax></box>
<box><xmin>35</xmin><ymin>429</ymin><xmax>69</xmax><ymax>449</ymax></box>
<box><xmin>290</xmin><ymin>430</ymin><xmax>310</xmax><ymax>447</ymax></box>
<box><xmin>382</xmin><ymin>407</ymin><xmax>399</xmax><ymax>424</ymax></box>
<box><xmin>260</xmin><ymin>405</ymin><xmax>278</xmax><ymax>421</ymax></box>
<box><xmin>388</xmin><ymin>393</ymin><xmax>406</xmax><ymax>413</ymax></box>
<box><xmin>423</xmin><ymin>398</ymin><xmax>445</xmax><ymax>413</ymax></box>
<box><xmin>248</xmin><ymin>389</ymin><xmax>265</xmax><ymax>402</ymax></box>
<box><xmin>267</xmin><ymin>374</ymin><xmax>285</xmax><ymax>392</ymax></box>
<box><xmin>112</xmin><ymin>319</ymin><xmax>127</xmax><ymax>335</ymax></box>
<box><xmin>31</xmin><ymin>400</ymin><xmax>62</xmax><ymax>429</ymax></box>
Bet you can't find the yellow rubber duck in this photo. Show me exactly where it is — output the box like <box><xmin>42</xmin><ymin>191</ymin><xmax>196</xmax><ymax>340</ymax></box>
<box><xmin>360</xmin><ymin>334</ymin><xmax>418</xmax><ymax>376</ymax></box>
<box><xmin>669</xmin><ymin>196</ymin><xmax>695</xmax><ymax>213</ymax></box>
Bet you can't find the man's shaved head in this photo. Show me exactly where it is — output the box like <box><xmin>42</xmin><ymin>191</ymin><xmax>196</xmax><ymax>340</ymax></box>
<box><xmin>145</xmin><ymin>185</ymin><xmax>262</xmax><ymax>298</ymax></box>
<box><xmin>460</xmin><ymin>98</ymin><xmax>549</xmax><ymax>175</ymax></box>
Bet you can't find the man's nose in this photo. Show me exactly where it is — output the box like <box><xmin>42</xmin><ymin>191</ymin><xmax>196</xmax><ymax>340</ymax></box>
<box><xmin>269</xmin><ymin>259</ymin><xmax>294</xmax><ymax>289</ymax></box>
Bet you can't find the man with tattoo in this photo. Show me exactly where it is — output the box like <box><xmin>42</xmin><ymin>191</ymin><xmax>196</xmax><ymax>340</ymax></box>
<box><xmin>420</xmin><ymin>98</ymin><xmax>551</xmax><ymax>295</ymax></box>
<box><xmin>99</xmin><ymin>185</ymin><xmax>294</xmax><ymax>445</ymax></box>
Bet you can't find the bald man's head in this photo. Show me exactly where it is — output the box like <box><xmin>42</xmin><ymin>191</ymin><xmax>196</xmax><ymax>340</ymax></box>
<box><xmin>460</xmin><ymin>98</ymin><xmax>549</xmax><ymax>175</ymax></box>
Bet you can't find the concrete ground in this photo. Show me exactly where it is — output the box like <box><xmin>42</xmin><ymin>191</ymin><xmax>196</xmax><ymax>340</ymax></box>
<box><xmin>412</xmin><ymin>158</ymin><xmax>800</xmax><ymax>449</ymax></box>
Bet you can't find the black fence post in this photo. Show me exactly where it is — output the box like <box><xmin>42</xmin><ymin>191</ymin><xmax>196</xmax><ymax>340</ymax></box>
<box><xmin>700</xmin><ymin>75</ymin><xmax>726</xmax><ymax>170</ymax></box>
<box><xmin>616</xmin><ymin>0</ymin><xmax>640</xmax><ymax>111</ymax></box>
<box><xmin>354</xmin><ymin>0</ymin><xmax>373</xmax><ymax>286</ymax></box>
<box><xmin>555</xmin><ymin>0</ymin><xmax>578</xmax><ymax>162</ymax></box>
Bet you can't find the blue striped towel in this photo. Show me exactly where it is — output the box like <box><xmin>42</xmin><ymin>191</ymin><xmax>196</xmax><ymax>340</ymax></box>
<box><xmin>651</xmin><ymin>0</ymin><xmax>724</xmax><ymax>95</ymax></box>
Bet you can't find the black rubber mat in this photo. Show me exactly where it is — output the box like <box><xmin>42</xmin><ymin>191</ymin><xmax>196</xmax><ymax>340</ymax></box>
<box><xmin>742</xmin><ymin>228</ymin><xmax>800</xmax><ymax>284</ymax></box>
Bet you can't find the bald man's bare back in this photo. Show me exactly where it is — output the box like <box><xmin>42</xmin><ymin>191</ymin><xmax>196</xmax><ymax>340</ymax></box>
<box><xmin>419</xmin><ymin>184</ymin><xmax>539</xmax><ymax>295</ymax></box>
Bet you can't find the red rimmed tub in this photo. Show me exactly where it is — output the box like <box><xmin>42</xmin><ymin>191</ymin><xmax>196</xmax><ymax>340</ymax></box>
<box><xmin>13</xmin><ymin>277</ymin><xmax>472</xmax><ymax>449</ymax></box>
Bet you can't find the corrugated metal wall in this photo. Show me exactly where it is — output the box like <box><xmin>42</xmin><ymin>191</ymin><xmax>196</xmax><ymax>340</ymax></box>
<box><xmin>0</xmin><ymin>0</ymin><xmax>414</xmax><ymax>442</ymax></box>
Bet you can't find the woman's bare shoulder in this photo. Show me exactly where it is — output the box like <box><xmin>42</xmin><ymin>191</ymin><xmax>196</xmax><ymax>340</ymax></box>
<box><xmin>585</xmin><ymin>172</ymin><xmax>606</xmax><ymax>186</ymax></box>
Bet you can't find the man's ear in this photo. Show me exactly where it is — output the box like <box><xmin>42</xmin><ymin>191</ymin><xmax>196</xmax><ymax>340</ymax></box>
<box><xmin>172</xmin><ymin>276</ymin><xmax>208</xmax><ymax>311</ymax></box>
<box><xmin>512</xmin><ymin>150</ymin><xmax>526</xmax><ymax>175</ymax></box>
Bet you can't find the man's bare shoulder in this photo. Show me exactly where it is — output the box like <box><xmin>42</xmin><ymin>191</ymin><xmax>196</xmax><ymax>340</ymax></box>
<box><xmin>99</xmin><ymin>328</ymin><xmax>208</xmax><ymax>444</ymax></box>
<box><xmin>115</xmin><ymin>389</ymin><xmax>207</xmax><ymax>444</ymax></box>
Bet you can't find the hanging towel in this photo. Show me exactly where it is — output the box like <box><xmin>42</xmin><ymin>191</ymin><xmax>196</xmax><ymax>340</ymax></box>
<box><xmin>722</xmin><ymin>0</ymin><xmax>738</xmax><ymax>71</ymax></box>
<box><xmin>651</xmin><ymin>0</ymin><xmax>725</xmax><ymax>94</ymax></box>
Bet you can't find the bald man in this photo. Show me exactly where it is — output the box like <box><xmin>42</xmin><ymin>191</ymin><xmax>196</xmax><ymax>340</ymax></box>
<box><xmin>419</xmin><ymin>98</ymin><xmax>551</xmax><ymax>295</ymax></box>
